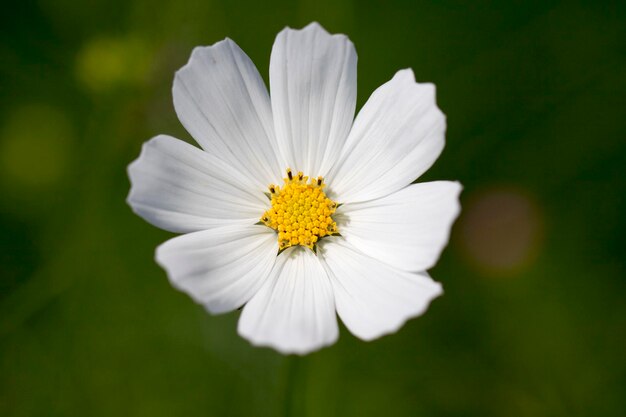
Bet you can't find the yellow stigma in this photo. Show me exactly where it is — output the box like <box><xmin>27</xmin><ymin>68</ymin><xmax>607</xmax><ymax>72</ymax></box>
<box><xmin>261</xmin><ymin>168</ymin><xmax>339</xmax><ymax>251</ymax></box>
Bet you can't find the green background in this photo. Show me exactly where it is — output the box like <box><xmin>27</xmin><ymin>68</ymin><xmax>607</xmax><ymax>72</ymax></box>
<box><xmin>1</xmin><ymin>0</ymin><xmax>625</xmax><ymax>416</ymax></box>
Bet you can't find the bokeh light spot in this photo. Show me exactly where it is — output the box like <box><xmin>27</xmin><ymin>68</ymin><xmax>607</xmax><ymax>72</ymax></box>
<box><xmin>75</xmin><ymin>36</ymin><xmax>152</xmax><ymax>93</ymax></box>
<box><xmin>459</xmin><ymin>187</ymin><xmax>544</xmax><ymax>276</ymax></box>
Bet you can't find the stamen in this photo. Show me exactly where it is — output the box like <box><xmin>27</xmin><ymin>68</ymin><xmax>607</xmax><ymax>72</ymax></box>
<box><xmin>261</xmin><ymin>168</ymin><xmax>339</xmax><ymax>251</ymax></box>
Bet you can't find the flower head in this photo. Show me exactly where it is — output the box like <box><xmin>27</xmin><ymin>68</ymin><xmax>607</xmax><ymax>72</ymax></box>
<box><xmin>128</xmin><ymin>22</ymin><xmax>461</xmax><ymax>354</ymax></box>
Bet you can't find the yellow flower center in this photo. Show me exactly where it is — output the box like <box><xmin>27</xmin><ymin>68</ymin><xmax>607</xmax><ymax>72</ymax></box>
<box><xmin>261</xmin><ymin>168</ymin><xmax>339</xmax><ymax>251</ymax></box>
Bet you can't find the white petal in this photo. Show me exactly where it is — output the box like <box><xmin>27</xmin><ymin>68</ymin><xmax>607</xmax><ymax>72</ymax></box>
<box><xmin>328</xmin><ymin>69</ymin><xmax>446</xmax><ymax>203</ymax></box>
<box><xmin>318</xmin><ymin>237</ymin><xmax>442</xmax><ymax>341</ymax></box>
<box><xmin>173</xmin><ymin>38</ymin><xmax>281</xmax><ymax>190</ymax></box>
<box><xmin>238</xmin><ymin>246</ymin><xmax>338</xmax><ymax>355</ymax></box>
<box><xmin>156</xmin><ymin>225</ymin><xmax>278</xmax><ymax>314</ymax></box>
<box><xmin>270</xmin><ymin>22</ymin><xmax>357</xmax><ymax>177</ymax></box>
<box><xmin>338</xmin><ymin>181</ymin><xmax>462</xmax><ymax>272</ymax></box>
<box><xmin>127</xmin><ymin>135</ymin><xmax>268</xmax><ymax>233</ymax></box>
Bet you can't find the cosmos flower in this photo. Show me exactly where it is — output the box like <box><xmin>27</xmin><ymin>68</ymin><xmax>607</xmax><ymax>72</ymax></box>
<box><xmin>127</xmin><ymin>22</ymin><xmax>461</xmax><ymax>354</ymax></box>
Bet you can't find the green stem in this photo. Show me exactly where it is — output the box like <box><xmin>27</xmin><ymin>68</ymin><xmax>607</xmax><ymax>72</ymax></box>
<box><xmin>283</xmin><ymin>356</ymin><xmax>306</xmax><ymax>417</ymax></box>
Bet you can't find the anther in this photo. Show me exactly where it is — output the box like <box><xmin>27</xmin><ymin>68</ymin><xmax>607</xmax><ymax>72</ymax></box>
<box><xmin>261</xmin><ymin>168</ymin><xmax>339</xmax><ymax>251</ymax></box>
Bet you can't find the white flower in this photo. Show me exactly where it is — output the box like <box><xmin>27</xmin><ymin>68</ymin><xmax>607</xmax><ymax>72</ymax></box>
<box><xmin>127</xmin><ymin>22</ymin><xmax>461</xmax><ymax>355</ymax></box>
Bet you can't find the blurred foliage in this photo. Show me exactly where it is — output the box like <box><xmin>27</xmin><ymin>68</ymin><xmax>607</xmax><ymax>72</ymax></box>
<box><xmin>1</xmin><ymin>0</ymin><xmax>625</xmax><ymax>416</ymax></box>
